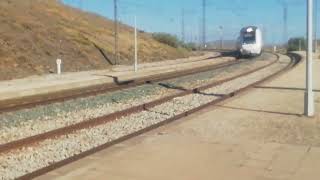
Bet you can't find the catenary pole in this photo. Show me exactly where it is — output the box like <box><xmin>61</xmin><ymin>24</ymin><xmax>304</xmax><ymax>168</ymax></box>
<box><xmin>202</xmin><ymin>0</ymin><xmax>206</xmax><ymax>48</ymax></box>
<box><xmin>315</xmin><ymin>0</ymin><xmax>318</xmax><ymax>52</ymax></box>
<box><xmin>219</xmin><ymin>26</ymin><xmax>223</xmax><ymax>50</ymax></box>
<box><xmin>114</xmin><ymin>0</ymin><xmax>119</xmax><ymax>65</ymax></box>
<box><xmin>134</xmin><ymin>16</ymin><xmax>138</xmax><ymax>72</ymax></box>
<box><xmin>283</xmin><ymin>3</ymin><xmax>288</xmax><ymax>47</ymax></box>
<box><xmin>305</xmin><ymin>0</ymin><xmax>315</xmax><ymax>116</ymax></box>
<box><xmin>181</xmin><ymin>8</ymin><xmax>185</xmax><ymax>42</ymax></box>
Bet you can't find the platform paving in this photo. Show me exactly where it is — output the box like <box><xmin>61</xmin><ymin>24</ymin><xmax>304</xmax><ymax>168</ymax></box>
<box><xmin>37</xmin><ymin>52</ymin><xmax>320</xmax><ymax>180</ymax></box>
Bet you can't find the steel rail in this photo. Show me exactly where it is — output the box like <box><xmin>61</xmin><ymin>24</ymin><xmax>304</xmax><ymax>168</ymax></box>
<box><xmin>0</xmin><ymin>55</ymin><xmax>240</xmax><ymax>114</ymax></box>
<box><xmin>16</xmin><ymin>53</ymin><xmax>302</xmax><ymax>180</ymax></box>
<box><xmin>2</xmin><ymin>52</ymin><xmax>301</xmax><ymax>180</ymax></box>
<box><xmin>0</xmin><ymin>54</ymin><xmax>281</xmax><ymax>155</ymax></box>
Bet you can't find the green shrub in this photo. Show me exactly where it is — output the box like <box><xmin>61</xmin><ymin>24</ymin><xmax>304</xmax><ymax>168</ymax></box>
<box><xmin>152</xmin><ymin>33</ymin><xmax>180</xmax><ymax>48</ymax></box>
<box><xmin>152</xmin><ymin>32</ymin><xmax>197</xmax><ymax>51</ymax></box>
<box><xmin>288</xmin><ymin>37</ymin><xmax>306</xmax><ymax>51</ymax></box>
<box><xmin>180</xmin><ymin>42</ymin><xmax>196</xmax><ymax>51</ymax></box>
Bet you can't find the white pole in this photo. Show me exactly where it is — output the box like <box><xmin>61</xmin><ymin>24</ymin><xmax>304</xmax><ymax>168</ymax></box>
<box><xmin>299</xmin><ymin>39</ymin><xmax>302</xmax><ymax>51</ymax></box>
<box><xmin>305</xmin><ymin>0</ymin><xmax>315</xmax><ymax>116</ymax></box>
<box><xmin>56</xmin><ymin>59</ymin><xmax>62</xmax><ymax>75</ymax></box>
<box><xmin>134</xmin><ymin>16</ymin><xmax>138</xmax><ymax>72</ymax></box>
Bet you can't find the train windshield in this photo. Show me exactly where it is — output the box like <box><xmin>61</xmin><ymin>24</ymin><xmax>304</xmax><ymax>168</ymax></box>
<box><xmin>243</xmin><ymin>31</ymin><xmax>256</xmax><ymax>44</ymax></box>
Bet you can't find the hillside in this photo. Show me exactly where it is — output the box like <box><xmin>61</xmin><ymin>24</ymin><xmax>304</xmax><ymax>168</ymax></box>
<box><xmin>0</xmin><ymin>0</ymin><xmax>191</xmax><ymax>80</ymax></box>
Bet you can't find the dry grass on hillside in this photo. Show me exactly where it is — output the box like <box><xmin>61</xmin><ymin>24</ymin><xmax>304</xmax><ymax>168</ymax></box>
<box><xmin>0</xmin><ymin>0</ymin><xmax>191</xmax><ymax>80</ymax></box>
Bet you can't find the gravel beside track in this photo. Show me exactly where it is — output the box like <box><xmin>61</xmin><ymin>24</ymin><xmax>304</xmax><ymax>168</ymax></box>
<box><xmin>0</xmin><ymin>54</ymin><xmax>291</xmax><ymax>180</ymax></box>
<box><xmin>0</xmin><ymin>54</ymin><xmax>274</xmax><ymax>144</ymax></box>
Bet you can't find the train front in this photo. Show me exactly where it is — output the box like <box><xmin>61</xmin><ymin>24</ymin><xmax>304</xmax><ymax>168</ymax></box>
<box><xmin>239</xmin><ymin>26</ymin><xmax>262</xmax><ymax>56</ymax></box>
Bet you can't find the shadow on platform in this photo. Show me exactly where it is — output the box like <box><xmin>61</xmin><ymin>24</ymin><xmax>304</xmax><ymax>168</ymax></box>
<box><xmin>216</xmin><ymin>105</ymin><xmax>303</xmax><ymax>117</ymax></box>
<box><xmin>254</xmin><ymin>86</ymin><xmax>320</xmax><ymax>92</ymax></box>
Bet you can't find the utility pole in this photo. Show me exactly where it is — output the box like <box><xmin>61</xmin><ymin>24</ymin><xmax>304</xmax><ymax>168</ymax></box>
<box><xmin>283</xmin><ymin>3</ymin><xmax>288</xmax><ymax>47</ymax></box>
<box><xmin>219</xmin><ymin>26</ymin><xmax>223</xmax><ymax>50</ymax></box>
<box><xmin>198</xmin><ymin>18</ymin><xmax>202</xmax><ymax>50</ymax></box>
<box><xmin>305</xmin><ymin>0</ymin><xmax>315</xmax><ymax>117</ymax></box>
<box><xmin>277</xmin><ymin>0</ymin><xmax>288</xmax><ymax>46</ymax></box>
<box><xmin>114</xmin><ymin>0</ymin><xmax>119</xmax><ymax>65</ymax></box>
<box><xmin>202</xmin><ymin>0</ymin><xmax>207</xmax><ymax>49</ymax></box>
<box><xmin>134</xmin><ymin>16</ymin><xmax>138</xmax><ymax>72</ymax></box>
<box><xmin>314</xmin><ymin>0</ymin><xmax>318</xmax><ymax>53</ymax></box>
<box><xmin>190</xmin><ymin>30</ymin><xmax>194</xmax><ymax>43</ymax></box>
<box><xmin>181</xmin><ymin>8</ymin><xmax>185</xmax><ymax>42</ymax></box>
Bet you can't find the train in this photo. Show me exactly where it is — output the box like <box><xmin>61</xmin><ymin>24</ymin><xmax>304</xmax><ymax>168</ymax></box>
<box><xmin>236</xmin><ymin>26</ymin><xmax>263</xmax><ymax>57</ymax></box>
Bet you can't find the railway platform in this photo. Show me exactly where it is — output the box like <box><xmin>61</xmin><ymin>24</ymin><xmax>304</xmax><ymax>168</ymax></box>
<box><xmin>35</xmin><ymin>53</ymin><xmax>320</xmax><ymax>180</ymax></box>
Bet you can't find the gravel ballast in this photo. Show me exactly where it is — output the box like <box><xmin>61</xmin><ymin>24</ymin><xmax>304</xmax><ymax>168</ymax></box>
<box><xmin>0</xmin><ymin>54</ymin><xmax>275</xmax><ymax>144</ymax></box>
<box><xmin>0</xmin><ymin>54</ymin><xmax>291</xmax><ymax>180</ymax></box>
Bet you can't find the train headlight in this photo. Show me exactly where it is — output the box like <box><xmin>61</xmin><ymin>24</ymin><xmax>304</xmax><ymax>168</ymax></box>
<box><xmin>247</xmin><ymin>28</ymin><xmax>253</xmax><ymax>32</ymax></box>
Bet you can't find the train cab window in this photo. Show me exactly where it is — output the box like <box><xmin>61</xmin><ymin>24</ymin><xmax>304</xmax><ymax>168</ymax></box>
<box><xmin>243</xmin><ymin>32</ymin><xmax>256</xmax><ymax>44</ymax></box>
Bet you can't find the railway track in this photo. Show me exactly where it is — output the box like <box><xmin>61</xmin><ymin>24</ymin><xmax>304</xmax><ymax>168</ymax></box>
<box><xmin>0</xmin><ymin>53</ymin><xmax>238</xmax><ymax>114</ymax></box>
<box><xmin>0</xmin><ymin>53</ymin><xmax>300</xmax><ymax>180</ymax></box>
<box><xmin>0</xmin><ymin>53</ymin><xmax>276</xmax><ymax>145</ymax></box>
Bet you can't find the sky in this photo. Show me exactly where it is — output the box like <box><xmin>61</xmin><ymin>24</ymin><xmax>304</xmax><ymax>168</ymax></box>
<box><xmin>62</xmin><ymin>0</ymin><xmax>313</xmax><ymax>44</ymax></box>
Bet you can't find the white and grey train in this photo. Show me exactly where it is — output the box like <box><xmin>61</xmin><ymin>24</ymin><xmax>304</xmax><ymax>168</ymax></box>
<box><xmin>236</xmin><ymin>26</ymin><xmax>263</xmax><ymax>57</ymax></box>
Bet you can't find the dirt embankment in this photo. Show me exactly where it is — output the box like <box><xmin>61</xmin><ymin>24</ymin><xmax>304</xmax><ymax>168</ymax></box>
<box><xmin>0</xmin><ymin>0</ymin><xmax>192</xmax><ymax>80</ymax></box>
